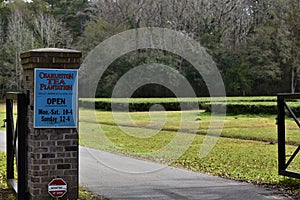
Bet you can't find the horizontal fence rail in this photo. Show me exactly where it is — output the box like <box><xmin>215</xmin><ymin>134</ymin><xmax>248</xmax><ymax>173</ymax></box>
<box><xmin>6</xmin><ymin>92</ymin><xmax>28</xmax><ymax>199</ymax></box>
<box><xmin>277</xmin><ymin>93</ymin><xmax>300</xmax><ymax>179</ymax></box>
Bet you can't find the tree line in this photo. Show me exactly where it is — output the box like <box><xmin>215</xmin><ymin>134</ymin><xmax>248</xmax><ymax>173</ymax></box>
<box><xmin>0</xmin><ymin>0</ymin><xmax>300</xmax><ymax>97</ymax></box>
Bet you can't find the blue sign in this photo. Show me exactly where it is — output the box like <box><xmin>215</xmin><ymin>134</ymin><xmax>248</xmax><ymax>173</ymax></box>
<box><xmin>34</xmin><ymin>69</ymin><xmax>78</xmax><ymax>128</ymax></box>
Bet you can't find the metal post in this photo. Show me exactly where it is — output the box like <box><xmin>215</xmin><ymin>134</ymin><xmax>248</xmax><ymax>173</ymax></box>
<box><xmin>277</xmin><ymin>95</ymin><xmax>286</xmax><ymax>174</ymax></box>
<box><xmin>6</xmin><ymin>99</ymin><xmax>14</xmax><ymax>180</ymax></box>
<box><xmin>6</xmin><ymin>93</ymin><xmax>28</xmax><ymax>199</ymax></box>
<box><xmin>17</xmin><ymin>93</ymin><xmax>27</xmax><ymax>199</ymax></box>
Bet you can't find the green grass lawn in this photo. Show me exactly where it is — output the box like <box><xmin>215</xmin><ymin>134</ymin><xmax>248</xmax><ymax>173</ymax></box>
<box><xmin>79</xmin><ymin>106</ymin><xmax>300</xmax><ymax>196</ymax></box>
<box><xmin>79</xmin><ymin>109</ymin><xmax>300</xmax><ymax>181</ymax></box>
<box><xmin>1</xmin><ymin>97</ymin><xmax>300</xmax><ymax>197</ymax></box>
<box><xmin>0</xmin><ymin>152</ymin><xmax>15</xmax><ymax>200</ymax></box>
<box><xmin>80</xmin><ymin>108</ymin><xmax>300</xmax><ymax>144</ymax></box>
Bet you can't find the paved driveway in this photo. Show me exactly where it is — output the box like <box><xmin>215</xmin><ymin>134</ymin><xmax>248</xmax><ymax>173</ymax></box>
<box><xmin>0</xmin><ymin>131</ymin><xmax>292</xmax><ymax>199</ymax></box>
<box><xmin>0</xmin><ymin>131</ymin><xmax>5</xmax><ymax>152</ymax></box>
<box><xmin>79</xmin><ymin>146</ymin><xmax>291</xmax><ymax>200</ymax></box>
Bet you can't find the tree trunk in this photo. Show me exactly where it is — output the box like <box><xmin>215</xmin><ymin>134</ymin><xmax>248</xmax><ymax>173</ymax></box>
<box><xmin>291</xmin><ymin>68</ymin><xmax>295</xmax><ymax>93</ymax></box>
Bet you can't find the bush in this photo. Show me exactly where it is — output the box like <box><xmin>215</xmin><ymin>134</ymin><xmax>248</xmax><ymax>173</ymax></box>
<box><xmin>203</xmin><ymin>103</ymin><xmax>277</xmax><ymax>115</ymax></box>
<box><xmin>79</xmin><ymin>97</ymin><xmax>300</xmax><ymax>115</ymax></box>
<box><xmin>79</xmin><ymin>99</ymin><xmax>198</xmax><ymax>111</ymax></box>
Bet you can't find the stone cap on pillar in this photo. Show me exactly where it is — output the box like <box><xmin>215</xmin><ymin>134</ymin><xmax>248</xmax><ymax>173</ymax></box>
<box><xmin>21</xmin><ymin>48</ymin><xmax>82</xmax><ymax>70</ymax></box>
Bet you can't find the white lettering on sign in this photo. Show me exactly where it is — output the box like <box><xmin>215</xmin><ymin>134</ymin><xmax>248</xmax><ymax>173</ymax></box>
<box><xmin>48</xmin><ymin>185</ymin><xmax>67</xmax><ymax>191</ymax></box>
<box><xmin>34</xmin><ymin>68</ymin><xmax>78</xmax><ymax>128</ymax></box>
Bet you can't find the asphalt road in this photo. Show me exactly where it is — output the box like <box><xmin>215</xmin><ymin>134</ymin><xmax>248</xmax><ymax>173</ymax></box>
<box><xmin>0</xmin><ymin>131</ymin><xmax>292</xmax><ymax>199</ymax></box>
<box><xmin>0</xmin><ymin>131</ymin><xmax>5</xmax><ymax>152</ymax></box>
<box><xmin>79</xmin><ymin>146</ymin><xmax>291</xmax><ymax>200</ymax></box>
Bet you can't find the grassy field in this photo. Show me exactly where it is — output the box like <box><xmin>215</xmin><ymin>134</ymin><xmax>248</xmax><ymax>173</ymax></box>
<box><xmin>0</xmin><ymin>152</ymin><xmax>15</xmax><ymax>200</ymax></box>
<box><xmin>80</xmin><ymin>108</ymin><xmax>300</xmax><ymax>145</ymax></box>
<box><xmin>79</xmin><ymin>108</ymin><xmax>300</xmax><ymax>184</ymax></box>
<box><xmin>78</xmin><ymin>97</ymin><xmax>300</xmax><ymax>197</ymax></box>
<box><xmin>1</xmin><ymin>97</ymin><xmax>300</xmax><ymax>198</ymax></box>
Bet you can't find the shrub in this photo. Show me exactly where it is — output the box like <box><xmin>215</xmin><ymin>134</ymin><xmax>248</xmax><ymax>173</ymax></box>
<box><xmin>79</xmin><ymin>97</ymin><xmax>300</xmax><ymax>115</ymax></box>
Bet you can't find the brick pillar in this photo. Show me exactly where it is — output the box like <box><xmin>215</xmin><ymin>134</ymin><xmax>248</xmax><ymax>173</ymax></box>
<box><xmin>21</xmin><ymin>48</ymin><xmax>81</xmax><ymax>200</ymax></box>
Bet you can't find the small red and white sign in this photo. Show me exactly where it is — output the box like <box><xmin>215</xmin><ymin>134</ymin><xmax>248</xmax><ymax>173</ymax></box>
<box><xmin>48</xmin><ymin>178</ymin><xmax>67</xmax><ymax>198</ymax></box>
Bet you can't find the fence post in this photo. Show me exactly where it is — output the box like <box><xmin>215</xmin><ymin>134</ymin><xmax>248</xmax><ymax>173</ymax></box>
<box><xmin>6</xmin><ymin>98</ymin><xmax>14</xmax><ymax>180</ymax></box>
<box><xmin>21</xmin><ymin>48</ymin><xmax>81</xmax><ymax>199</ymax></box>
<box><xmin>277</xmin><ymin>95</ymin><xmax>286</xmax><ymax>174</ymax></box>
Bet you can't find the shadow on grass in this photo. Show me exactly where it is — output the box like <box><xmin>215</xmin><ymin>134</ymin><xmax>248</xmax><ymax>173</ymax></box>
<box><xmin>0</xmin><ymin>188</ymin><xmax>15</xmax><ymax>200</ymax></box>
<box><xmin>277</xmin><ymin>178</ymin><xmax>300</xmax><ymax>199</ymax></box>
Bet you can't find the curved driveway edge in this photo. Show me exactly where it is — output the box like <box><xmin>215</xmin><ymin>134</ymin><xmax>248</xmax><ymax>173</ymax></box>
<box><xmin>0</xmin><ymin>131</ymin><xmax>293</xmax><ymax>199</ymax></box>
<box><xmin>79</xmin><ymin>146</ymin><xmax>291</xmax><ymax>200</ymax></box>
<box><xmin>0</xmin><ymin>131</ymin><xmax>293</xmax><ymax>200</ymax></box>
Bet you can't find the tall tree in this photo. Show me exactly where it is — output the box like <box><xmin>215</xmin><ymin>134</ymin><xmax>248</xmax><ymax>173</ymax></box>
<box><xmin>33</xmin><ymin>12</ymin><xmax>72</xmax><ymax>48</ymax></box>
<box><xmin>2</xmin><ymin>7</ymin><xmax>35</xmax><ymax>91</ymax></box>
<box><xmin>0</xmin><ymin>0</ymin><xmax>74</xmax><ymax>95</ymax></box>
<box><xmin>279</xmin><ymin>0</ymin><xmax>300</xmax><ymax>93</ymax></box>
<box><xmin>42</xmin><ymin>0</ymin><xmax>89</xmax><ymax>38</ymax></box>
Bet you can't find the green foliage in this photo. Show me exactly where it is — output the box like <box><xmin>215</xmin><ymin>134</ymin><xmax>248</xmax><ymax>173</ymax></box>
<box><xmin>26</xmin><ymin>0</ymin><xmax>49</xmax><ymax>15</ymax></box>
<box><xmin>0</xmin><ymin>152</ymin><xmax>6</xmax><ymax>188</ymax></box>
<box><xmin>213</xmin><ymin>48</ymin><xmax>250</xmax><ymax>96</ymax></box>
<box><xmin>0</xmin><ymin>0</ymin><xmax>74</xmax><ymax>96</ymax></box>
<box><xmin>0</xmin><ymin>152</ymin><xmax>15</xmax><ymax>200</ymax></box>
<box><xmin>79</xmin><ymin>97</ymin><xmax>280</xmax><ymax>114</ymax></box>
<box><xmin>42</xmin><ymin>0</ymin><xmax>89</xmax><ymax>37</ymax></box>
<box><xmin>79</xmin><ymin>97</ymin><xmax>300</xmax><ymax>117</ymax></box>
<box><xmin>79</xmin><ymin>106</ymin><xmax>300</xmax><ymax>196</ymax></box>
<box><xmin>1</xmin><ymin>0</ymin><xmax>300</xmax><ymax>97</ymax></box>
<box><xmin>79</xmin><ymin>186</ymin><xmax>108</xmax><ymax>200</ymax></box>
<box><xmin>76</xmin><ymin>18</ymin><xmax>111</xmax><ymax>58</ymax></box>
